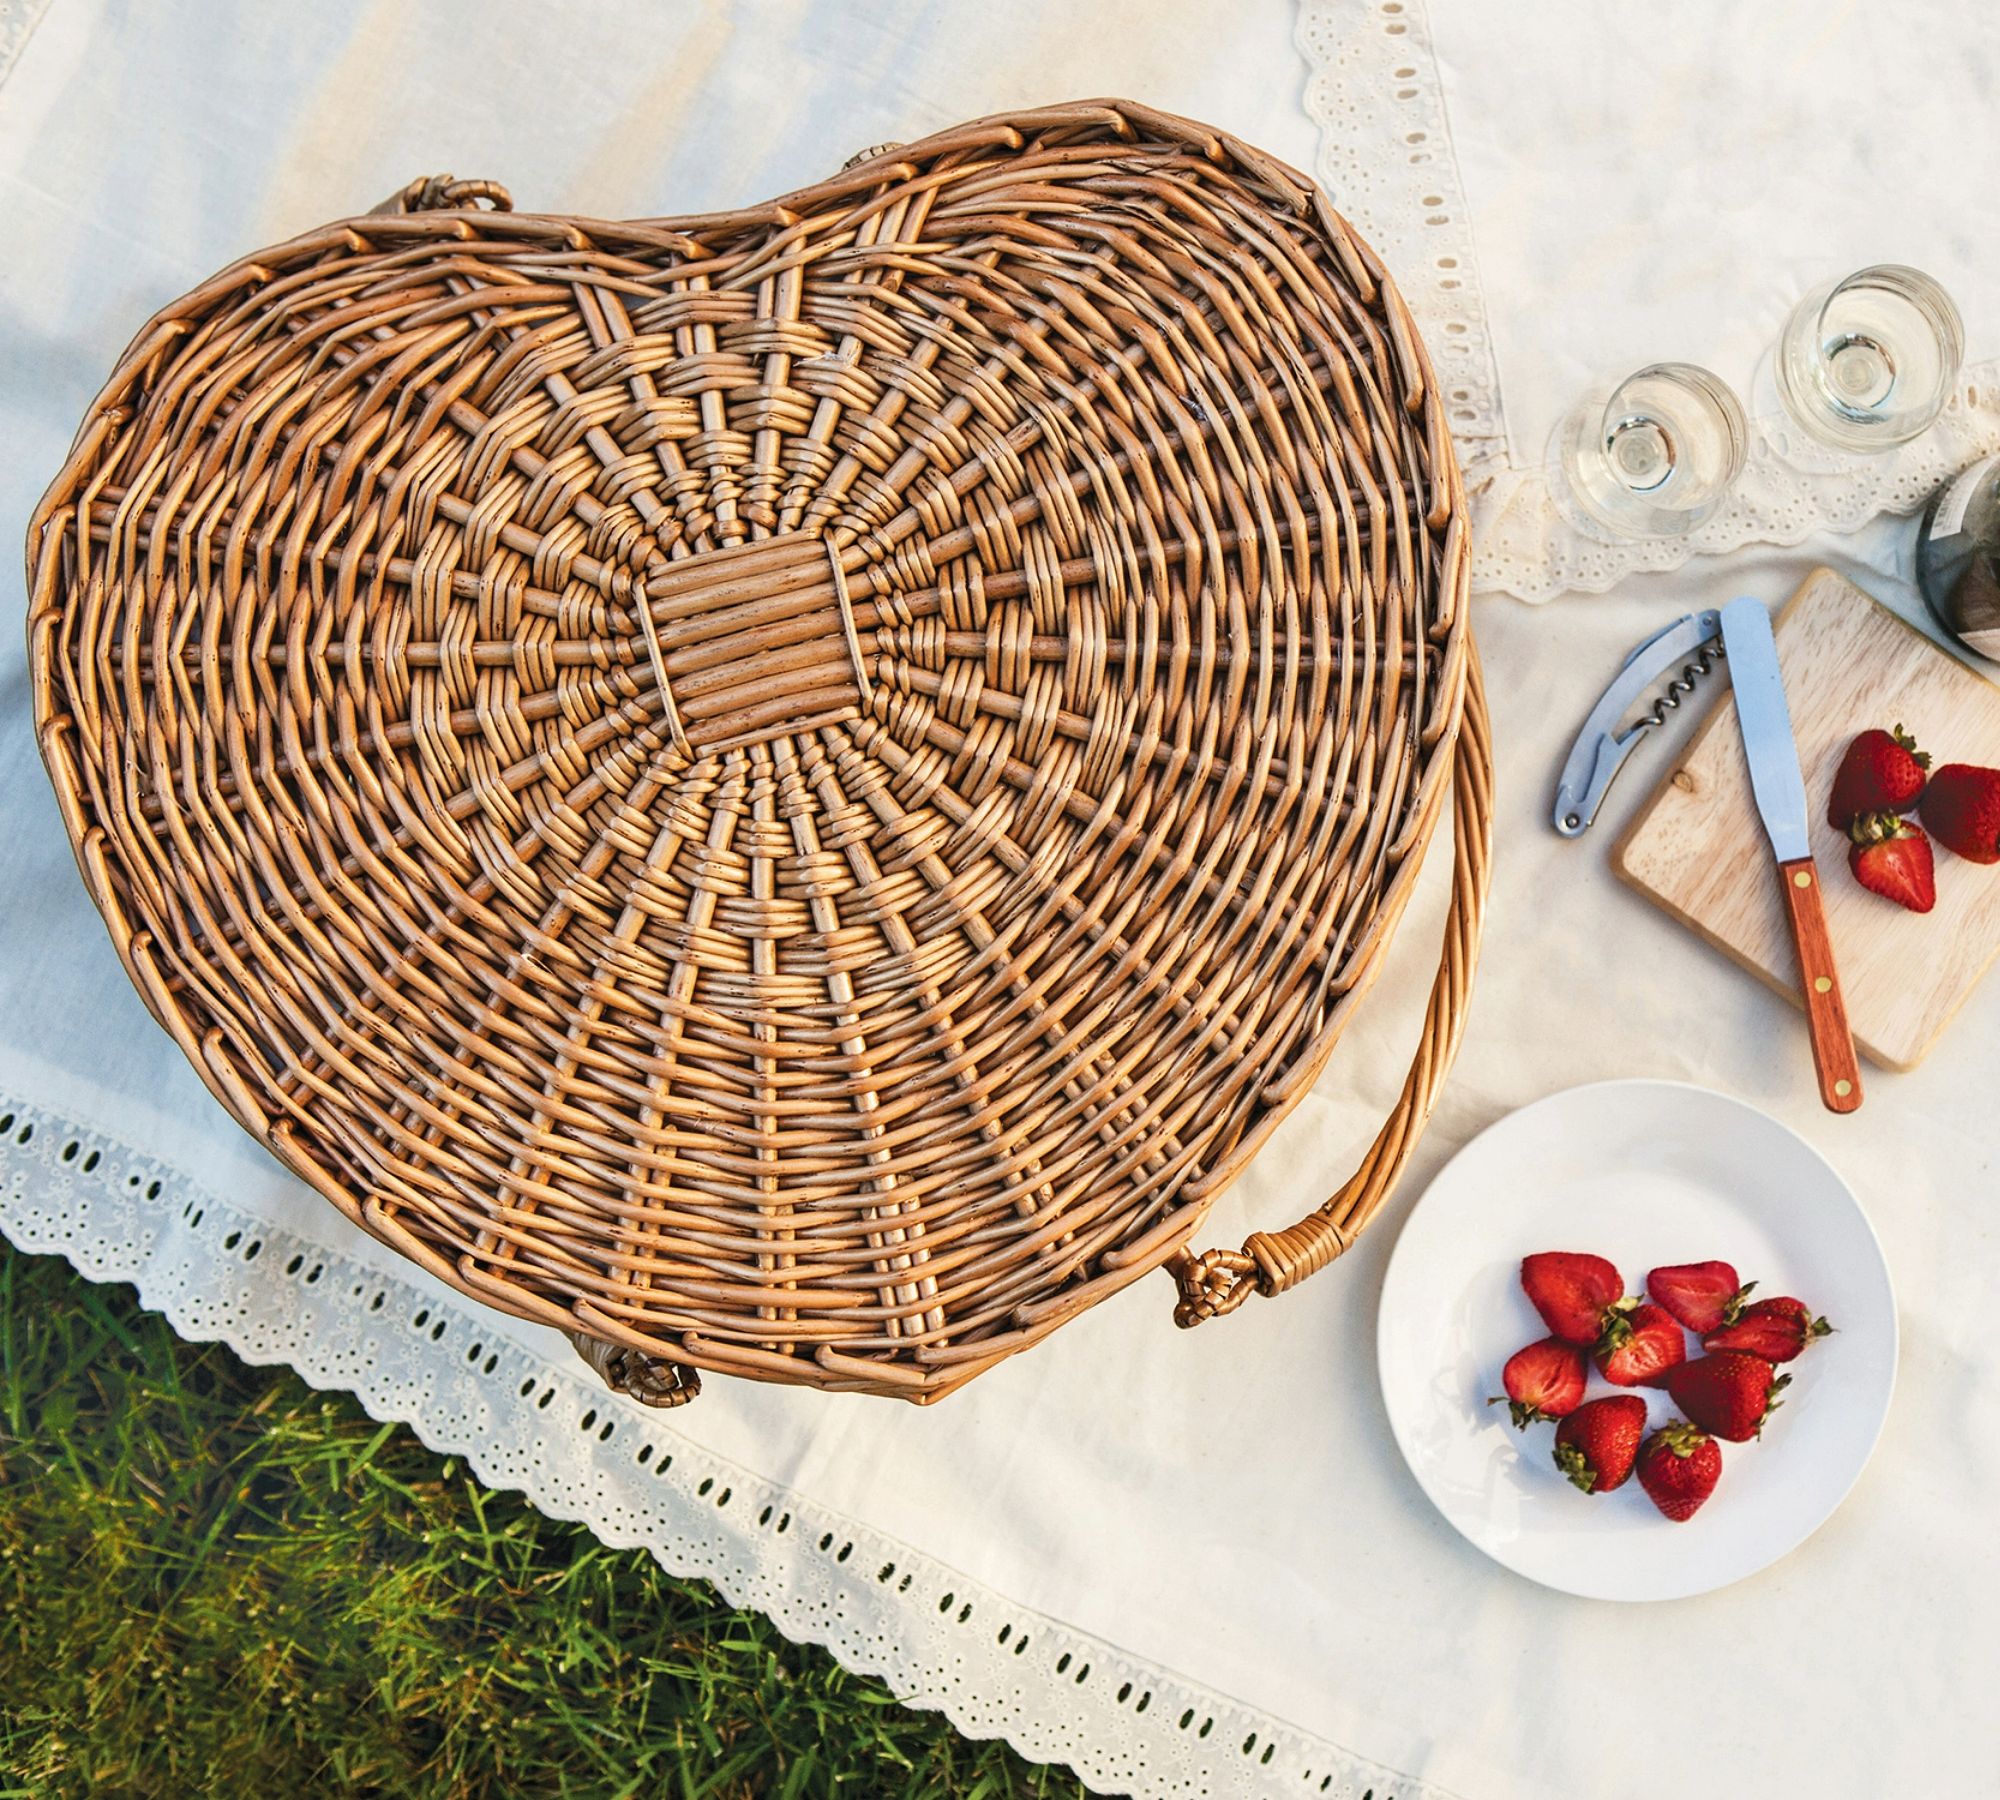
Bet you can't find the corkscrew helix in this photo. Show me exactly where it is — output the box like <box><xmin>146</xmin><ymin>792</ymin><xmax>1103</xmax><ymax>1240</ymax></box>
<box><xmin>1553</xmin><ymin>609</ymin><xmax>1726</xmax><ymax>836</ymax></box>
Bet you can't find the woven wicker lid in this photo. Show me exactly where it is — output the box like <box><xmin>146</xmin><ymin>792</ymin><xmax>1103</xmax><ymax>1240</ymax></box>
<box><xmin>28</xmin><ymin>101</ymin><xmax>1488</xmax><ymax>1404</ymax></box>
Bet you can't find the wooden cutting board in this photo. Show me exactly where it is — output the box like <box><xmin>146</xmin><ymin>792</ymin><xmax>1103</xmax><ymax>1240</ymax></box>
<box><xmin>1616</xmin><ymin>568</ymin><xmax>2000</xmax><ymax>1071</ymax></box>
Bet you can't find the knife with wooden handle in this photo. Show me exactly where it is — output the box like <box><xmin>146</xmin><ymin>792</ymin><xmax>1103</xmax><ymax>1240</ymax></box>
<box><xmin>1718</xmin><ymin>596</ymin><xmax>1863</xmax><ymax>1113</ymax></box>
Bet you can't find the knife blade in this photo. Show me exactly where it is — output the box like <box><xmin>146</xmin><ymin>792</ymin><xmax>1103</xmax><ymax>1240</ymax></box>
<box><xmin>1720</xmin><ymin>598</ymin><xmax>1811</xmax><ymax>862</ymax></box>
<box><xmin>1718</xmin><ymin>596</ymin><xmax>1863</xmax><ymax>1113</ymax></box>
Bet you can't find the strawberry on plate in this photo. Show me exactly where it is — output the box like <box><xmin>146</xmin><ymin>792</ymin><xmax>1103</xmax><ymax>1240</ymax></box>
<box><xmin>1489</xmin><ymin>1337</ymin><xmax>1588</xmax><ymax>1429</ymax></box>
<box><xmin>1636</xmin><ymin>1420</ymin><xmax>1723</xmax><ymax>1522</ymax></box>
<box><xmin>1593</xmin><ymin>1301</ymin><xmax>1686</xmax><ymax>1388</ymax></box>
<box><xmin>1827</xmin><ymin>725</ymin><xmax>1929</xmax><ymax>829</ymax></box>
<box><xmin>1664</xmin><ymin>1352</ymin><xmax>1789</xmax><ymax>1443</ymax></box>
<box><xmin>1703</xmin><ymin>1296</ymin><xmax>1833</xmax><ymax>1363</ymax></box>
<box><xmin>1920</xmin><ymin>762</ymin><xmax>2000</xmax><ymax>864</ymax></box>
<box><xmin>1646</xmin><ymin>1260</ymin><xmax>1751</xmax><ymax>1335</ymax></box>
<box><xmin>1552</xmin><ymin>1394</ymin><xmax>1647</xmax><ymax>1494</ymax></box>
<box><xmin>1520</xmin><ymin>1251</ymin><xmax>1627</xmax><ymax>1346</ymax></box>
<box><xmin>1847</xmin><ymin>812</ymin><xmax>1936</xmax><ymax>913</ymax></box>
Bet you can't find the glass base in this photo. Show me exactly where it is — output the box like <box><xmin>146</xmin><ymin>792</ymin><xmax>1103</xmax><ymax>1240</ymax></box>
<box><xmin>1774</xmin><ymin>265</ymin><xmax>1962</xmax><ymax>454</ymax></box>
<box><xmin>1554</xmin><ymin>364</ymin><xmax>1746</xmax><ymax>540</ymax></box>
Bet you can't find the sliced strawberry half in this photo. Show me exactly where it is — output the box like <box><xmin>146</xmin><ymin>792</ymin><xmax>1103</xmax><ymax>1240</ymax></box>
<box><xmin>1594</xmin><ymin>1301</ymin><xmax>1687</xmax><ymax>1388</ymax></box>
<box><xmin>1702</xmin><ymin>1296</ymin><xmax>1833</xmax><ymax>1363</ymax></box>
<box><xmin>1488</xmin><ymin>1337</ymin><xmax>1588</xmax><ymax>1429</ymax></box>
<box><xmin>1646</xmin><ymin>1261</ymin><xmax>1752</xmax><ymax>1335</ymax></box>
<box><xmin>1521</xmin><ymin>1251</ymin><xmax>1627</xmax><ymax>1345</ymax></box>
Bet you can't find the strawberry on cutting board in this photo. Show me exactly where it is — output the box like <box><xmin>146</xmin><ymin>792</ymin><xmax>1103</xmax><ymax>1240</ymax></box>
<box><xmin>1920</xmin><ymin>762</ymin><xmax>2000</xmax><ymax>863</ymax></box>
<box><xmin>1664</xmin><ymin>1352</ymin><xmax>1789</xmax><ymax>1443</ymax></box>
<box><xmin>1593</xmin><ymin>1301</ymin><xmax>1686</xmax><ymax>1388</ymax></box>
<box><xmin>1847</xmin><ymin>811</ymin><xmax>1937</xmax><ymax>913</ymax></box>
<box><xmin>1704</xmin><ymin>1296</ymin><xmax>1833</xmax><ymax>1362</ymax></box>
<box><xmin>1826</xmin><ymin>725</ymin><xmax>1929</xmax><ymax>828</ymax></box>
<box><xmin>1646</xmin><ymin>1260</ymin><xmax>1750</xmax><ymax>1335</ymax></box>
<box><xmin>1552</xmin><ymin>1394</ymin><xmax>1647</xmax><ymax>1494</ymax></box>
<box><xmin>1490</xmin><ymin>1338</ymin><xmax>1588</xmax><ymax>1428</ymax></box>
<box><xmin>1520</xmin><ymin>1251</ymin><xmax>1626</xmax><ymax>1346</ymax></box>
<box><xmin>1636</xmin><ymin>1421</ymin><xmax>1723</xmax><ymax>1522</ymax></box>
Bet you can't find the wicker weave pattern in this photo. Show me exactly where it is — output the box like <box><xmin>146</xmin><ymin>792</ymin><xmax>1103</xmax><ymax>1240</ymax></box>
<box><xmin>28</xmin><ymin>102</ymin><xmax>1485</xmax><ymax>1403</ymax></box>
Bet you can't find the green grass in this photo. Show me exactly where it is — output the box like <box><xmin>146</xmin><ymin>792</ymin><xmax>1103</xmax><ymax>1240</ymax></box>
<box><xmin>0</xmin><ymin>1242</ymin><xmax>1093</xmax><ymax>1800</ymax></box>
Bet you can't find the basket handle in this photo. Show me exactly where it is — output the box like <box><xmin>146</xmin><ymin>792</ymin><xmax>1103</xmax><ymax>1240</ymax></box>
<box><xmin>1169</xmin><ymin>646</ymin><xmax>1492</xmax><ymax>1327</ymax></box>
<box><xmin>369</xmin><ymin>174</ymin><xmax>514</xmax><ymax>216</ymax></box>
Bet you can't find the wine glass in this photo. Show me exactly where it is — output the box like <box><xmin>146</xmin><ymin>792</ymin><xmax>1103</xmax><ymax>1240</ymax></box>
<box><xmin>1774</xmin><ymin>265</ymin><xmax>1963</xmax><ymax>453</ymax></box>
<box><xmin>1557</xmin><ymin>363</ymin><xmax>1748</xmax><ymax>538</ymax></box>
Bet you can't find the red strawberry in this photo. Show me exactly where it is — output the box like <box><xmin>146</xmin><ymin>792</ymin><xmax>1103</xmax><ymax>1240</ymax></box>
<box><xmin>1552</xmin><ymin>1394</ymin><xmax>1648</xmax><ymax>1494</ymax></box>
<box><xmin>1847</xmin><ymin>812</ymin><xmax>1936</xmax><ymax>912</ymax></box>
<box><xmin>1520</xmin><ymin>1252</ymin><xmax>1626</xmax><ymax>1346</ymax></box>
<box><xmin>1663</xmin><ymin>1352</ymin><xmax>1789</xmax><ymax>1443</ymax></box>
<box><xmin>1920</xmin><ymin>762</ymin><xmax>2000</xmax><ymax>864</ymax></box>
<box><xmin>1827</xmin><ymin>725</ymin><xmax>1929</xmax><ymax>829</ymax></box>
<box><xmin>1647</xmin><ymin>1261</ymin><xmax>1752</xmax><ymax>1335</ymax></box>
<box><xmin>1489</xmin><ymin>1337</ymin><xmax>1588</xmax><ymax>1428</ymax></box>
<box><xmin>1703</xmin><ymin>1296</ymin><xmax>1833</xmax><ymax>1363</ymax></box>
<box><xmin>1636</xmin><ymin>1420</ymin><xmax>1723</xmax><ymax>1522</ymax></box>
<box><xmin>1593</xmin><ymin>1301</ymin><xmax>1687</xmax><ymax>1388</ymax></box>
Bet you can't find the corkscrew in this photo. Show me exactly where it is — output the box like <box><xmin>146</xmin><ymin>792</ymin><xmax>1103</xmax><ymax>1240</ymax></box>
<box><xmin>1553</xmin><ymin>609</ymin><xmax>1726</xmax><ymax>836</ymax></box>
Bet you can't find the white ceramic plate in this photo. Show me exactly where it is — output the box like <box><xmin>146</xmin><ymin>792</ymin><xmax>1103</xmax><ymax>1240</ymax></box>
<box><xmin>1377</xmin><ymin>1080</ymin><xmax>1896</xmax><ymax>1601</ymax></box>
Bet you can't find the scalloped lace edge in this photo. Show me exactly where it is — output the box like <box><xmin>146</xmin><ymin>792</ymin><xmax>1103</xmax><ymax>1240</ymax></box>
<box><xmin>1297</xmin><ymin>0</ymin><xmax>2000</xmax><ymax>602</ymax></box>
<box><xmin>0</xmin><ymin>1087</ymin><xmax>1455</xmax><ymax>1800</ymax></box>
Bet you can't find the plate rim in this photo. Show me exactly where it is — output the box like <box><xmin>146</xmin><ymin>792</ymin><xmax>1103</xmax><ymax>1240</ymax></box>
<box><xmin>1375</xmin><ymin>1077</ymin><xmax>1898</xmax><ymax>1603</ymax></box>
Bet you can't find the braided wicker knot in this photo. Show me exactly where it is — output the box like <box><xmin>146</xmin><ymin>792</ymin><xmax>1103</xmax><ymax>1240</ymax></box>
<box><xmin>1169</xmin><ymin>1218</ymin><xmax>1353</xmax><ymax>1326</ymax></box>
<box><xmin>567</xmin><ymin>1332</ymin><xmax>702</xmax><ymax>1409</ymax></box>
<box><xmin>372</xmin><ymin>173</ymin><xmax>514</xmax><ymax>215</ymax></box>
<box><xmin>1169</xmin><ymin>1248</ymin><xmax>1261</xmax><ymax>1326</ymax></box>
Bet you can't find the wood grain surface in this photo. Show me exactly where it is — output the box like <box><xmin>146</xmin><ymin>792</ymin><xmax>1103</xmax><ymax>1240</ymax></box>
<box><xmin>1617</xmin><ymin>567</ymin><xmax>2000</xmax><ymax>1071</ymax></box>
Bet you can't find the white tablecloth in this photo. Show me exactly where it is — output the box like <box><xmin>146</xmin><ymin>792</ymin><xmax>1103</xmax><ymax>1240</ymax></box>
<box><xmin>5</xmin><ymin>6</ymin><xmax>1998</xmax><ymax>1798</ymax></box>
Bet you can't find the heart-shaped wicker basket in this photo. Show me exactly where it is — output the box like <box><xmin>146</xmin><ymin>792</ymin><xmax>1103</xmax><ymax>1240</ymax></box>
<box><xmin>28</xmin><ymin>101</ymin><xmax>1489</xmax><ymax>1405</ymax></box>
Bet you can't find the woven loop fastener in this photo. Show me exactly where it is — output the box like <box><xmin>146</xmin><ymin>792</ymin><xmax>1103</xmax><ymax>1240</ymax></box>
<box><xmin>374</xmin><ymin>173</ymin><xmax>515</xmax><ymax>215</ymax></box>
<box><xmin>567</xmin><ymin>1332</ymin><xmax>703</xmax><ymax>1409</ymax></box>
